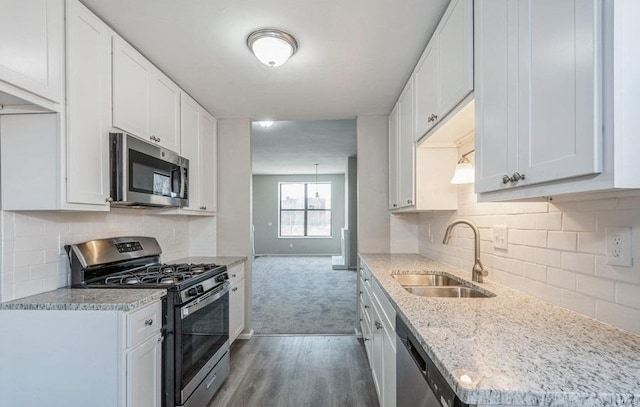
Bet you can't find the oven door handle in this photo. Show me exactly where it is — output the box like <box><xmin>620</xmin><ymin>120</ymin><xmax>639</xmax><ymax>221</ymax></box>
<box><xmin>181</xmin><ymin>282</ymin><xmax>230</xmax><ymax>319</ymax></box>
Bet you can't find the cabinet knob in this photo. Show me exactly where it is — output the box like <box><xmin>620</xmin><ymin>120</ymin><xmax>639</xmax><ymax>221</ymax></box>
<box><xmin>157</xmin><ymin>138</ymin><xmax>161</xmax><ymax>142</ymax></box>
<box><xmin>232</xmin><ymin>287</ymin><xmax>238</xmax><ymax>292</ymax></box>
<box><xmin>511</xmin><ymin>172</ymin><xmax>525</xmax><ymax>182</ymax></box>
<box><xmin>502</xmin><ymin>175</ymin><xmax>511</xmax><ymax>184</ymax></box>
<box><xmin>144</xmin><ymin>319</ymin><xmax>153</xmax><ymax>326</ymax></box>
<box><xmin>375</xmin><ymin>321</ymin><xmax>382</xmax><ymax>330</ymax></box>
<box><xmin>232</xmin><ymin>274</ymin><xmax>237</xmax><ymax>278</ymax></box>
<box><xmin>105</xmin><ymin>197</ymin><xmax>113</xmax><ymax>203</ymax></box>
<box><xmin>364</xmin><ymin>305</ymin><xmax>369</xmax><ymax>309</ymax></box>
<box><xmin>364</xmin><ymin>338</ymin><xmax>370</xmax><ymax>342</ymax></box>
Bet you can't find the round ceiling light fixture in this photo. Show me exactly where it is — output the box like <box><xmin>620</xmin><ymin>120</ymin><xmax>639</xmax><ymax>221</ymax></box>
<box><xmin>247</xmin><ymin>28</ymin><xmax>298</xmax><ymax>67</ymax></box>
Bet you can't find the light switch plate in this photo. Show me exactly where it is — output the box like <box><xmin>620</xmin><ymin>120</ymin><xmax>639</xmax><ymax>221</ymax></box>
<box><xmin>606</xmin><ymin>227</ymin><xmax>633</xmax><ymax>267</ymax></box>
<box><xmin>493</xmin><ymin>226</ymin><xmax>508</xmax><ymax>250</ymax></box>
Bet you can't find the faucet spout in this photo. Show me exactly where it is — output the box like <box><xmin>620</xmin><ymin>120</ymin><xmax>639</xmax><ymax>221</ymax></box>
<box><xmin>441</xmin><ymin>219</ymin><xmax>488</xmax><ymax>283</ymax></box>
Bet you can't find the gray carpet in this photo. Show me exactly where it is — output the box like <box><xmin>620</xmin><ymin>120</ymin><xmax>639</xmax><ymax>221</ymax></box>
<box><xmin>252</xmin><ymin>256</ymin><xmax>357</xmax><ymax>334</ymax></box>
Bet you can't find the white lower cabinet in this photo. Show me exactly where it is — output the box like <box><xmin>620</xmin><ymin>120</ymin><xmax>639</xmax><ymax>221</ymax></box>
<box><xmin>228</xmin><ymin>263</ymin><xmax>246</xmax><ymax>344</ymax></box>
<box><xmin>0</xmin><ymin>299</ymin><xmax>162</xmax><ymax>407</ymax></box>
<box><xmin>358</xmin><ymin>263</ymin><xmax>396</xmax><ymax>407</ymax></box>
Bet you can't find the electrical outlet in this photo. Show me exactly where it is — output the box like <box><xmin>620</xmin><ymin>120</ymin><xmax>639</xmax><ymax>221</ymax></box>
<box><xmin>493</xmin><ymin>226</ymin><xmax>508</xmax><ymax>250</ymax></box>
<box><xmin>606</xmin><ymin>227</ymin><xmax>632</xmax><ymax>267</ymax></box>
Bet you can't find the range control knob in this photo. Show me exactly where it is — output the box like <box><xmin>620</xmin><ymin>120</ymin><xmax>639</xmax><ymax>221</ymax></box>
<box><xmin>196</xmin><ymin>285</ymin><xmax>204</xmax><ymax>294</ymax></box>
<box><xmin>187</xmin><ymin>287</ymin><xmax>197</xmax><ymax>297</ymax></box>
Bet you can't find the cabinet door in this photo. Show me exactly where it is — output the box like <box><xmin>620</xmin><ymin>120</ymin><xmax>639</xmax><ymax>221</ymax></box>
<box><xmin>127</xmin><ymin>333</ymin><xmax>162</xmax><ymax>407</ymax></box>
<box><xmin>437</xmin><ymin>0</ymin><xmax>473</xmax><ymax>118</ymax></box>
<box><xmin>474</xmin><ymin>0</ymin><xmax>518</xmax><ymax>193</ymax></box>
<box><xmin>180</xmin><ymin>93</ymin><xmax>201</xmax><ymax>211</ymax></box>
<box><xmin>382</xmin><ymin>328</ymin><xmax>396</xmax><ymax>407</ymax></box>
<box><xmin>0</xmin><ymin>0</ymin><xmax>63</xmax><ymax>103</ymax></box>
<box><xmin>370</xmin><ymin>305</ymin><xmax>384</xmax><ymax>402</ymax></box>
<box><xmin>113</xmin><ymin>36</ymin><xmax>151</xmax><ymax>139</ymax></box>
<box><xmin>229</xmin><ymin>278</ymin><xmax>245</xmax><ymax>344</ymax></box>
<box><xmin>413</xmin><ymin>41</ymin><xmax>438</xmax><ymax>139</ymax></box>
<box><xmin>150</xmin><ymin>71</ymin><xmax>181</xmax><ymax>153</ymax></box>
<box><xmin>517</xmin><ymin>0</ymin><xmax>602</xmax><ymax>185</ymax></box>
<box><xmin>388</xmin><ymin>105</ymin><xmax>399</xmax><ymax>210</ymax></box>
<box><xmin>66</xmin><ymin>0</ymin><xmax>110</xmax><ymax>206</ymax></box>
<box><xmin>397</xmin><ymin>79</ymin><xmax>415</xmax><ymax>208</ymax></box>
<box><xmin>200</xmin><ymin>112</ymin><xmax>217</xmax><ymax>212</ymax></box>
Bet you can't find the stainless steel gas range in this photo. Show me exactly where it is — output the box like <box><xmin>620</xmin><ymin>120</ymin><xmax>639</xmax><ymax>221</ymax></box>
<box><xmin>65</xmin><ymin>236</ymin><xmax>230</xmax><ymax>407</ymax></box>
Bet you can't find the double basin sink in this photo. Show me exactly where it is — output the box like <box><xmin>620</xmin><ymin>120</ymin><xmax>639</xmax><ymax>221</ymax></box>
<box><xmin>392</xmin><ymin>273</ymin><xmax>494</xmax><ymax>298</ymax></box>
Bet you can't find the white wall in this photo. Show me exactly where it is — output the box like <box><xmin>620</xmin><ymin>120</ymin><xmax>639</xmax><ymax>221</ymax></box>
<box><xmin>216</xmin><ymin>118</ymin><xmax>253</xmax><ymax>333</ymax></box>
<box><xmin>0</xmin><ymin>209</ymin><xmax>216</xmax><ymax>301</ymax></box>
<box><xmin>356</xmin><ymin>115</ymin><xmax>390</xmax><ymax>253</ymax></box>
<box><xmin>417</xmin><ymin>139</ymin><xmax>640</xmax><ymax>334</ymax></box>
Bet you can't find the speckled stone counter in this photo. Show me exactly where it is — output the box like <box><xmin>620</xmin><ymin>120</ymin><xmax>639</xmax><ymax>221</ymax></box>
<box><xmin>0</xmin><ymin>288</ymin><xmax>166</xmax><ymax>311</ymax></box>
<box><xmin>360</xmin><ymin>253</ymin><xmax>640</xmax><ymax>407</ymax></box>
<box><xmin>169</xmin><ymin>256</ymin><xmax>247</xmax><ymax>268</ymax></box>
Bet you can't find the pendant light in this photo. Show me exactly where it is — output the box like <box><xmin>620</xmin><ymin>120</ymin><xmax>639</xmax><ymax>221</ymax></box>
<box><xmin>450</xmin><ymin>150</ymin><xmax>475</xmax><ymax>184</ymax></box>
<box><xmin>247</xmin><ymin>29</ymin><xmax>298</xmax><ymax>67</ymax></box>
<box><xmin>314</xmin><ymin>164</ymin><xmax>320</xmax><ymax>198</ymax></box>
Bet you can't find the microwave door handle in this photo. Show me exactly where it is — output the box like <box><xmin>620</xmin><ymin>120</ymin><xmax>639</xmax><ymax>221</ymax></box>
<box><xmin>180</xmin><ymin>166</ymin><xmax>187</xmax><ymax>199</ymax></box>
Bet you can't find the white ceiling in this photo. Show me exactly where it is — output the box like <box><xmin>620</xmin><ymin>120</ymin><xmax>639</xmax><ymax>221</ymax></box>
<box><xmin>81</xmin><ymin>0</ymin><xmax>450</xmax><ymax>121</ymax></box>
<box><xmin>252</xmin><ymin>120</ymin><xmax>356</xmax><ymax>175</ymax></box>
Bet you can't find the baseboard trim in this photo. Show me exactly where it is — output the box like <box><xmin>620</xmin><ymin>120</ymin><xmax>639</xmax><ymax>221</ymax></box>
<box><xmin>252</xmin><ymin>333</ymin><xmax>359</xmax><ymax>337</ymax></box>
<box><xmin>237</xmin><ymin>329</ymin><xmax>254</xmax><ymax>340</ymax></box>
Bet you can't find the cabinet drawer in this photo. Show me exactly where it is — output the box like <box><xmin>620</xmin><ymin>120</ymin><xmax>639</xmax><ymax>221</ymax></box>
<box><xmin>228</xmin><ymin>263</ymin><xmax>245</xmax><ymax>284</ymax></box>
<box><xmin>371</xmin><ymin>278</ymin><xmax>396</xmax><ymax>332</ymax></box>
<box><xmin>127</xmin><ymin>301</ymin><xmax>162</xmax><ymax>348</ymax></box>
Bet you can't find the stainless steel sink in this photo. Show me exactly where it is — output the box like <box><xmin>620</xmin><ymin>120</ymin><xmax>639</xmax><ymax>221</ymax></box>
<box><xmin>392</xmin><ymin>273</ymin><xmax>464</xmax><ymax>287</ymax></box>
<box><xmin>404</xmin><ymin>286</ymin><xmax>494</xmax><ymax>298</ymax></box>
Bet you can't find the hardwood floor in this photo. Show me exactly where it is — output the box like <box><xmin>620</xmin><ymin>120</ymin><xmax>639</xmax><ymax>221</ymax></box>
<box><xmin>209</xmin><ymin>336</ymin><xmax>380</xmax><ymax>407</ymax></box>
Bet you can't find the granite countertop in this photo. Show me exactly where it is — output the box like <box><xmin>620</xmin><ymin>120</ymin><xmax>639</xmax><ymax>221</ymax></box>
<box><xmin>169</xmin><ymin>256</ymin><xmax>247</xmax><ymax>268</ymax></box>
<box><xmin>0</xmin><ymin>288</ymin><xmax>166</xmax><ymax>312</ymax></box>
<box><xmin>360</xmin><ymin>253</ymin><xmax>640</xmax><ymax>407</ymax></box>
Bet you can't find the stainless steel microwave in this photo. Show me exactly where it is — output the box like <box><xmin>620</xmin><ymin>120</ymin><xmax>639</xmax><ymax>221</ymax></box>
<box><xmin>109</xmin><ymin>133</ymin><xmax>189</xmax><ymax>208</ymax></box>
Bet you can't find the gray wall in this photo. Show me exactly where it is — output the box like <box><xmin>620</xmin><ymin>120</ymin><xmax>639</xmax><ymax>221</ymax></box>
<box><xmin>253</xmin><ymin>174</ymin><xmax>345</xmax><ymax>255</ymax></box>
<box><xmin>347</xmin><ymin>156</ymin><xmax>358</xmax><ymax>267</ymax></box>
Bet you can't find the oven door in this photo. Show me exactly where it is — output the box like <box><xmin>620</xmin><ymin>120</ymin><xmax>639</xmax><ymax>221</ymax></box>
<box><xmin>175</xmin><ymin>282</ymin><xmax>230</xmax><ymax>405</ymax></box>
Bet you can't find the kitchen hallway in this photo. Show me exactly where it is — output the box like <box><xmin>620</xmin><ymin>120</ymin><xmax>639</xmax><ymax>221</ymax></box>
<box><xmin>251</xmin><ymin>256</ymin><xmax>357</xmax><ymax>335</ymax></box>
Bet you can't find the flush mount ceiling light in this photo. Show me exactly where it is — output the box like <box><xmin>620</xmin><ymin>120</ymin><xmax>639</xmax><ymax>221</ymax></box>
<box><xmin>450</xmin><ymin>150</ymin><xmax>475</xmax><ymax>185</ymax></box>
<box><xmin>257</xmin><ymin>120</ymin><xmax>274</xmax><ymax>128</ymax></box>
<box><xmin>247</xmin><ymin>29</ymin><xmax>298</xmax><ymax>67</ymax></box>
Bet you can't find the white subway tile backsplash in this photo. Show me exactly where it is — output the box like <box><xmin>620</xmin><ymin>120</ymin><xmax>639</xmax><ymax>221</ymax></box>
<box><xmin>1</xmin><ymin>209</ymin><xmax>216</xmax><ymax>302</ymax></box>
<box><xmin>595</xmin><ymin>300</ymin><xmax>640</xmax><ymax>334</ymax></box>
<box><xmin>561</xmin><ymin>252</ymin><xmax>595</xmax><ymax>274</ymax></box>
<box><xmin>416</xmin><ymin>172</ymin><xmax>640</xmax><ymax>334</ymax></box>
<box><xmin>615</xmin><ymin>283</ymin><xmax>640</xmax><ymax>309</ymax></box>
<box><xmin>547</xmin><ymin>231</ymin><xmax>577</xmax><ymax>251</ymax></box>
<box><xmin>576</xmin><ymin>275</ymin><xmax>615</xmax><ymax>301</ymax></box>
<box><xmin>525</xmin><ymin>230</ymin><xmax>547</xmax><ymax>248</ymax></box>
<box><xmin>562</xmin><ymin>212</ymin><xmax>597</xmax><ymax>232</ymax></box>
<box><xmin>547</xmin><ymin>267</ymin><xmax>576</xmax><ymax>290</ymax></box>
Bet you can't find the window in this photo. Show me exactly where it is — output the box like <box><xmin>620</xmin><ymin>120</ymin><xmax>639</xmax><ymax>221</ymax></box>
<box><xmin>279</xmin><ymin>182</ymin><xmax>331</xmax><ymax>237</ymax></box>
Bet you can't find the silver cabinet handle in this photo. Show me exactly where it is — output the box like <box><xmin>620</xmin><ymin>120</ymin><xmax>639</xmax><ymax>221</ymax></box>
<box><xmin>502</xmin><ymin>175</ymin><xmax>511</xmax><ymax>184</ymax></box>
<box><xmin>511</xmin><ymin>172</ymin><xmax>525</xmax><ymax>182</ymax></box>
<box><xmin>364</xmin><ymin>278</ymin><xmax>369</xmax><ymax>282</ymax></box>
<box><xmin>144</xmin><ymin>319</ymin><xmax>153</xmax><ymax>326</ymax></box>
<box><xmin>364</xmin><ymin>305</ymin><xmax>369</xmax><ymax>309</ymax></box>
<box><xmin>232</xmin><ymin>287</ymin><xmax>238</xmax><ymax>292</ymax></box>
<box><xmin>105</xmin><ymin>197</ymin><xmax>113</xmax><ymax>202</ymax></box>
<box><xmin>232</xmin><ymin>274</ymin><xmax>237</xmax><ymax>278</ymax></box>
<box><xmin>375</xmin><ymin>321</ymin><xmax>382</xmax><ymax>330</ymax></box>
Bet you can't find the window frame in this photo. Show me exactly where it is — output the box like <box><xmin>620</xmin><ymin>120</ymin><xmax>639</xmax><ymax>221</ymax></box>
<box><xmin>278</xmin><ymin>181</ymin><xmax>332</xmax><ymax>238</ymax></box>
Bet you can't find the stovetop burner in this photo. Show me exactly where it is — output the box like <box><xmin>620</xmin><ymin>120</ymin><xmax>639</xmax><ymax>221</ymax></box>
<box><xmin>94</xmin><ymin>263</ymin><xmax>221</xmax><ymax>287</ymax></box>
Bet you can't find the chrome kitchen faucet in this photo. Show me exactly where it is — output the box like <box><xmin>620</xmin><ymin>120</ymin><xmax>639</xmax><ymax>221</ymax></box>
<box><xmin>442</xmin><ymin>219</ymin><xmax>488</xmax><ymax>283</ymax></box>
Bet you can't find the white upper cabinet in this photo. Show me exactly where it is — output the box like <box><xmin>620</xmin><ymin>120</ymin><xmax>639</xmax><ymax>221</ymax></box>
<box><xmin>150</xmin><ymin>71</ymin><xmax>181</xmax><ymax>153</ymax></box>
<box><xmin>397</xmin><ymin>79</ymin><xmax>415</xmax><ymax>209</ymax></box>
<box><xmin>112</xmin><ymin>35</ymin><xmax>151</xmax><ymax>139</ymax></box>
<box><xmin>113</xmin><ymin>35</ymin><xmax>181</xmax><ymax>153</ymax></box>
<box><xmin>66</xmin><ymin>0</ymin><xmax>111</xmax><ymax>207</ymax></box>
<box><xmin>0</xmin><ymin>0</ymin><xmax>63</xmax><ymax>107</ymax></box>
<box><xmin>388</xmin><ymin>106</ymin><xmax>399</xmax><ymax>209</ymax></box>
<box><xmin>200</xmin><ymin>111</ymin><xmax>217</xmax><ymax>213</ymax></box>
<box><xmin>178</xmin><ymin>92</ymin><xmax>216</xmax><ymax>214</ymax></box>
<box><xmin>475</xmin><ymin>0</ymin><xmax>606</xmax><ymax>197</ymax></box>
<box><xmin>414</xmin><ymin>0</ymin><xmax>473</xmax><ymax>141</ymax></box>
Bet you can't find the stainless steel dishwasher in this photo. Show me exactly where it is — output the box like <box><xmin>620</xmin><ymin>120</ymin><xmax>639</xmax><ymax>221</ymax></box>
<box><xmin>396</xmin><ymin>316</ymin><xmax>469</xmax><ymax>407</ymax></box>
